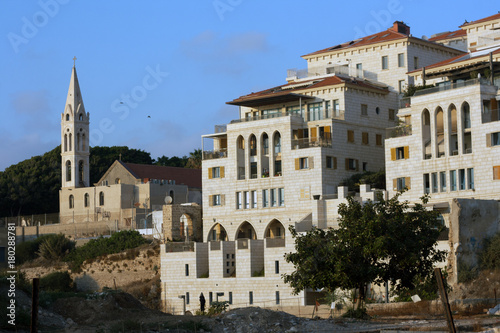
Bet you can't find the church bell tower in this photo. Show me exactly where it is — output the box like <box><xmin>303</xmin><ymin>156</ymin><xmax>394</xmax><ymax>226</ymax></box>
<box><xmin>61</xmin><ymin>59</ymin><xmax>90</xmax><ymax>188</ymax></box>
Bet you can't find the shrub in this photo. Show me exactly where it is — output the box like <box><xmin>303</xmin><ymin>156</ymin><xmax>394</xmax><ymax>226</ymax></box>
<box><xmin>38</xmin><ymin>234</ymin><xmax>75</xmax><ymax>261</ymax></box>
<box><xmin>207</xmin><ymin>301</ymin><xmax>229</xmax><ymax>316</ymax></box>
<box><xmin>16</xmin><ymin>234</ymin><xmax>64</xmax><ymax>265</ymax></box>
<box><xmin>39</xmin><ymin>271</ymin><xmax>74</xmax><ymax>292</ymax></box>
<box><xmin>342</xmin><ymin>308</ymin><xmax>370</xmax><ymax>320</ymax></box>
<box><xmin>480</xmin><ymin>232</ymin><xmax>500</xmax><ymax>270</ymax></box>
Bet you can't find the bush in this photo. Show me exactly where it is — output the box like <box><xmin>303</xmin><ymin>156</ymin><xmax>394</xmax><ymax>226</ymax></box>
<box><xmin>38</xmin><ymin>234</ymin><xmax>75</xmax><ymax>261</ymax></box>
<box><xmin>39</xmin><ymin>271</ymin><xmax>74</xmax><ymax>292</ymax></box>
<box><xmin>65</xmin><ymin>230</ymin><xmax>147</xmax><ymax>272</ymax></box>
<box><xmin>207</xmin><ymin>301</ymin><xmax>229</xmax><ymax>316</ymax></box>
<box><xmin>16</xmin><ymin>234</ymin><xmax>64</xmax><ymax>265</ymax></box>
<box><xmin>480</xmin><ymin>232</ymin><xmax>500</xmax><ymax>270</ymax></box>
<box><xmin>342</xmin><ymin>308</ymin><xmax>370</xmax><ymax>320</ymax></box>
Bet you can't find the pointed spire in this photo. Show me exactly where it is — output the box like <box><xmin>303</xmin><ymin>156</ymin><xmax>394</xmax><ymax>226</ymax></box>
<box><xmin>64</xmin><ymin>61</ymin><xmax>85</xmax><ymax>117</ymax></box>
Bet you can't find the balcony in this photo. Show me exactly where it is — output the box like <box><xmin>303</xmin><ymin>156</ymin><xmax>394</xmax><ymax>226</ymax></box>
<box><xmin>291</xmin><ymin>137</ymin><xmax>332</xmax><ymax>149</ymax></box>
<box><xmin>399</xmin><ymin>97</ymin><xmax>411</xmax><ymax>109</ymax></box>
<box><xmin>482</xmin><ymin>108</ymin><xmax>499</xmax><ymax>124</ymax></box>
<box><xmin>202</xmin><ymin>149</ymin><xmax>227</xmax><ymax>160</ymax></box>
<box><xmin>386</xmin><ymin>124</ymin><xmax>412</xmax><ymax>138</ymax></box>
<box><xmin>230</xmin><ymin>109</ymin><xmax>345</xmax><ymax>125</ymax></box>
<box><xmin>413</xmin><ymin>78</ymin><xmax>489</xmax><ymax>97</ymax></box>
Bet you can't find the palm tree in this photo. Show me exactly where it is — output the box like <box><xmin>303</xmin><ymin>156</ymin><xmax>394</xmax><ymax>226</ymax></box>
<box><xmin>186</xmin><ymin>149</ymin><xmax>202</xmax><ymax>169</ymax></box>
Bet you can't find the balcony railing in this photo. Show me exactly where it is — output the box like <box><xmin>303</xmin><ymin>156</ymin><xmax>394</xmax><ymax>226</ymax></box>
<box><xmin>413</xmin><ymin>78</ymin><xmax>489</xmax><ymax>97</ymax></box>
<box><xmin>482</xmin><ymin>108</ymin><xmax>499</xmax><ymax>124</ymax></box>
<box><xmin>291</xmin><ymin>137</ymin><xmax>332</xmax><ymax>149</ymax></box>
<box><xmin>231</xmin><ymin>110</ymin><xmax>345</xmax><ymax>124</ymax></box>
<box><xmin>399</xmin><ymin>97</ymin><xmax>411</xmax><ymax>109</ymax></box>
<box><xmin>203</xmin><ymin>149</ymin><xmax>227</xmax><ymax>160</ymax></box>
<box><xmin>386</xmin><ymin>125</ymin><xmax>412</xmax><ymax>138</ymax></box>
<box><xmin>265</xmin><ymin>237</ymin><xmax>285</xmax><ymax>248</ymax></box>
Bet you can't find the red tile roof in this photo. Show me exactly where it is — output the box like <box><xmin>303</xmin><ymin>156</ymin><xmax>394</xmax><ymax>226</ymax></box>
<box><xmin>302</xmin><ymin>29</ymin><xmax>409</xmax><ymax>57</ymax></box>
<box><xmin>228</xmin><ymin>75</ymin><xmax>388</xmax><ymax>106</ymax></box>
<box><xmin>122</xmin><ymin>162</ymin><xmax>202</xmax><ymax>188</ymax></box>
<box><xmin>428</xmin><ymin>29</ymin><xmax>467</xmax><ymax>42</ymax></box>
<box><xmin>460</xmin><ymin>13</ymin><xmax>500</xmax><ymax>27</ymax></box>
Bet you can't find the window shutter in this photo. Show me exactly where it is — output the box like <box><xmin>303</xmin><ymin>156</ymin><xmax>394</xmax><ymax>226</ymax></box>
<box><xmin>355</xmin><ymin>159</ymin><xmax>359</xmax><ymax>171</ymax></box>
<box><xmin>309</xmin><ymin>157</ymin><xmax>314</xmax><ymax>169</ymax></box>
<box><xmin>221</xmin><ymin>194</ymin><xmax>225</xmax><ymax>206</ymax></box>
<box><xmin>486</xmin><ymin>133</ymin><xmax>492</xmax><ymax>147</ymax></box>
<box><xmin>311</xmin><ymin>127</ymin><xmax>317</xmax><ymax>142</ymax></box>
<box><xmin>333</xmin><ymin>157</ymin><xmax>337</xmax><ymax>169</ymax></box>
<box><xmin>208</xmin><ymin>195</ymin><xmax>213</xmax><ymax>206</ymax></box>
<box><xmin>494</xmin><ymin>166</ymin><xmax>500</xmax><ymax>180</ymax></box>
<box><xmin>324</xmin><ymin>126</ymin><xmax>331</xmax><ymax>139</ymax></box>
<box><xmin>405</xmin><ymin>177</ymin><xmax>411</xmax><ymax>190</ymax></box>
<box><xmin>345</xmin><ymin>158</ymin><xmax>349</xmax><ymax>170</ymax></box>
<box><xmin>393</xmin><ymin>179</ymin><xmax>398</xmax><ymax>191</ymax></box>
<box><xmin>208</xmin><ymin>168</ymin><xmax>213</xmax><ymax>179</ymax></box>
<box><xmin>220</xmin><ymin>166</ymin><xmax>225</xmax><ymax>178</ymax></box>
<box><xmin>295</xmin><ymin>158</ymin><xmax>300</xmax><ymax>170</ymax></box>
<box><xmin>298</xmin><ymin>129</ymin><xmax>304</xmax><ymax>139</ymax></box>
<box><xmin>391</xmin><ymin>148</ymin><xmax>396</xmax><ymax>161</ymax></box>
<box><xmin>491</xmin><ymin>98</ymin><xmax>498</xmax><ymax>111</ymax></box>
<box><xmin>404</xmin><ymin>146</ymin><xmax>410</xmax><ymax>159</ymax></box>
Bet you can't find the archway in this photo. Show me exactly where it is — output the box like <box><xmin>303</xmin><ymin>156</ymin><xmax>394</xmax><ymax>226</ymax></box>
<box><xmin>264</xmin><ymin>219</ymin><xmax>285</xmax><ymax>239</ymax></box>
<box><xmin>208</xmin><ymin>223</ymin><xmax>228</xmax><ymax>241</ymax></box>
<box><xmin>235</xmin><ymin>221</ymin><xmax>257</xmax><ymax>240</ymax></box>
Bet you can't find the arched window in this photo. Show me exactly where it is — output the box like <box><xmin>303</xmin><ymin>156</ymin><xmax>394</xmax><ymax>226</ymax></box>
<box><xmin>66</xmin><ymin>160</ymin><xmax>71</xmax><ymax>182</ymax></box>
<box><xmin>273</xmin><ymin>132</ymin><xmax>281</xmax><ymax>154</ymax></box>
<box><xmin>435</xmin><ymin>107</ymin><xmax>444</xmax><ymax>157</ymax></box>
<box><xmin>64</xmin><ymin>134</ymin><xmax>68</xmax><ymax>152</ymax></box>
<box><xmin>82</xmin><ymin>133</ymin><xmax>86</xmax><ymax>151</ymax></box>
<box><xmin>273</xmin><ymin>132</ymin><xmax>282</xmax><ymax>176</ymax></box>
<box><xmin>169</xmin><ymin>190</ymin><xmax>174</xmax><ymax>204</ymax></box>
<box><xmin>208</xmin><ymin>223</ymin><xmax>228</xmax><ymax>241</ymax></box>
<box><xmin>261</xmin><ymin>133</ymin><xmax>269</xmax><ymax>155</ymax></box>
<box><xmin>462</xmin><ymin>102</ymin><xmax>471</xmax><ymax>129</ymax></box>
<box><xmin>69</xmin><ymin>133</ymin><xmax>72</xmax><ymax>151</ymax></box>
<box><xmin>236</xmin><ymin>135</ymin><xmax>245</xmax><ymax>180</ymax></box>
<box><xmin>84</xmin><ymin>193</ymin><xmax>89</xmax><ymax>207</ymax></box>
<box><xmin>77</xmin><ymin>133</ymin><xmax>80</xmax><ymax>151</ymax></box>
<box><xmin>422</xmin><ymin>109</ymin><xmax>431</xmax><ymax>159</ymax></box>
<box><xmin>69</xmin><ymin>195</ymin><xmax>74</xmax><ymax>209</ymax></box>
<box><xmin>79</xmin><ymin>161</ymin><xmax>84</xmax><ymax>186</ymax></box>
<box><xmin>249</xmin><ymin>134</ymin><xmax>257</xmax><ymax>156</ymax></box>
<box><xmin>264</xmin><ymin>219</ymin><xmax>285</xmax><ymax>239</ymax></box>
<box><xmin>235</xmin><ymin>221</ymin><xmax>257</xmax><ymax>240</ymax></box>
<box><xmin>79</xmin><ymin>113</ymin><xmax>83</xmax><ymax>121</ymax></box>
<box><xmin>99</xmin><ymin>191</ymin><xmax>104</xmax><ymax>206</ymax></box>
<box><xmin>66</xmin><ymin>114</ymin><xmax>70</xmax><ymax>121</ymax></box>
<box><xmin>115</xmin><ymin>178</ymin><xmax>120</xmax><ymax>184</ymax></box>
<box><xmin>448</xmin><ymin>104</ymin><xmax>458</xmax><ymax>156</ymax></box>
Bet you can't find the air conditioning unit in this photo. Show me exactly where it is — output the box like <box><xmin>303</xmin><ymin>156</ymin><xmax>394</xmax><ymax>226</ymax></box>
<box><xmin>95</xmin><ymin>207</ymin><xmax>101</xmax><ymax>213</ymax></box>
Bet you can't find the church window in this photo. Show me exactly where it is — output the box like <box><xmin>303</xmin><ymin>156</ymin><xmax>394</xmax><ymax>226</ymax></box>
<box><xmin>66</xmin><ymin>161</ymin><xmax>71</xmax><ymax>182</ymax></box>
<box><xmin>79</xmin><ymin>113</ymin><xmax>83</xmax><ymax>121</ymax></box>
<box><xmin>66</xmin><ymin>114</ymin><xmax>70</xmax><ymax>121</ymax></box>
<box><xmin>99</xmin><ymin>191</ymin><xmax>104</xmax><ymax>206</ymax></box>
<box><xmin>69</xmin><ymin>195</ymin><xmax>74</xmax><ymax>209</ymax></box>
<box><xmin>79</xmin><ymin>161</ymin><xmax>84</xmax><ymax>186</ymax></box>
<box><xmin>84</xmin><ymin>193</ymin><xmax>89</xmax><ymax>207</ymax></box>
<box><xmin>64</xmin><ymin>134</ymin><xmax>68</xmax><ymax>152</ymax></box>
<box><xmin>69</xmin><ymin>133</ymin><xmax>72</xmax><ymax>151</ymax></box>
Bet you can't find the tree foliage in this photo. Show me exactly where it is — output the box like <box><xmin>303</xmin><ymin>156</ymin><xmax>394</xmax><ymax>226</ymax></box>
<box><xmin>480</xmin><ymin>231</ymin><xmax>500</xmax><ymax>270</ymax></box>
<box><xmin>284</xmin><ymin>193</ymin><xmax>446</xmax><ymax>308</ymax></box>
<box><xmin>341</xmin><ymin>170</ymin><xmax>386</xmax><ymax>191</ymax></box>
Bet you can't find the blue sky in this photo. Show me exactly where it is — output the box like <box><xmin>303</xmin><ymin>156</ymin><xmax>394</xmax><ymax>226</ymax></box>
<box><xmin>0</xmin><ymin>1</ymin><xmax>498</xmax><ymax>171</ymax></box>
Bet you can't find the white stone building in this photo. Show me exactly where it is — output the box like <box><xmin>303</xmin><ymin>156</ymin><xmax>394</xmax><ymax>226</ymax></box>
<box><xmin>160</xmin><ymin>21</ymin><xmax>465</xmax><ymax>313</ymax></box>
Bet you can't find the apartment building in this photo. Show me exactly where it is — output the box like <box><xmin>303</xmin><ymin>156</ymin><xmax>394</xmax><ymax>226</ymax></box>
<box><xmin>160</xmin><ymin>21</ymin><xmax>464</xmax><ymax>313</ymax></box>
<box><xmin>385</xmin><ymin>13</ymin><xmax>500</xmax><ymax>283</ymax></box>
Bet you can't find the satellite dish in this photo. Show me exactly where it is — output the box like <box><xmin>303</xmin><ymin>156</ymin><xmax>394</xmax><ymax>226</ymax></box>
<box><xmin>165</xmin><ymin>196</ymin><xmax>173</xmax><ymax>204</ymax></box>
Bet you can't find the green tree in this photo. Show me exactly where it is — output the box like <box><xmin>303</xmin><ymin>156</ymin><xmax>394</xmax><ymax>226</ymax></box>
<box><xmin>284</xmin><ymin>193</ymin><xmax>446</xmax><ymax>309</ymax></box>
<box><xmin>186</xmin><ymin>149</ymin><xmax>202</xmax><ymax>169</ymax></box>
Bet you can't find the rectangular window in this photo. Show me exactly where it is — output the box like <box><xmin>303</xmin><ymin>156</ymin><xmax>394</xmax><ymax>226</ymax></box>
<box><xmin>346</xmin><ymin>158</ymin><xmax>358</xmax><ymax>171</ymax></box>
<box><xmin>186</xmin><ymin>292</ymin><xmax>190</xmax><ymax>305</ymax></box>
<box><xmin>271</xmin><ymin>188</ymin><xmax>277</xmax><ymax>207</ymax></box>
<box><xmin>361</xmin><ymin>104</ymin><xmax>368</xmax><ymax>116</ymax></box>
<box><xmin>236</xmin><ymin>192</ymin><xmax>242</xmax><ymax>209</ymax></box>
<box><xmin>398</xmin><ymin>53</ymin><xmax>405</xmax><ymax>67</ymax></box>
<box><xmin>362</xmin><ymin>132</ymin><xmax>369</xmax><ymax>145</ymax></box>
<box><xmin>398</xmin><ymin>80</ymin><xmax>406</xmax><ymax>93</ymax></box>
<box><xmin>382</xmin><ymin>55</ymin><xmax>389</xmax><ymax>69</ymax></box>
<box><xmin>459</xmin><ymin>169</ymin><xmax>466</xmax><ymax>190</ymax></box>
<box><xmin>213</xmin><ymin>194</ymin><xmax>222</xmax><ymax>206</ymax></box>
<box><xmin>347</xmin><ymin>130</ymin><xmax>355</xmax><ymax>143</ymax></box>
<box><xmin>250</xmin><ymin>162</ymin><xmax>257</xmax><ymax>179</ymax></box>
<box><xmin>308</xmin><ymin>102</ymin><xmax>323</xmax><ymax>121</ymax></box>
<box><xmin>249</xmin><ymin>291</ymin><xmax>253</xmax><ymax>305</ymax></box>
<box><xmin>467</xmin><ymin>168</ymin><xmax>474</xmax><ymax>189</ymax></box>
<box><xmin>244</xmin><ymin>191</ymin><xmax>250</xmax><ymax>209</ymax></box>
<box><xmin>450</xmin><ymin>170</ymin><xmax>457</xmax><ymax>191</ymax></box>
<box><xmin>229</xmin><ymin>292</ymin><xmax>233</xmax><ymax>304</ymax></box>
<box><xmin>278</xmin><ymin>188</ymin><xmax>285</xmax><ymax>206</ymax></box>
<box><xmin>275</xmin><ymin>261</ymin><xmax>280</xmax><ymax>274</ymax></box>
<box><xmin>326</xmin><ymin>156</ymin><xmax>337</xmax><ymax>169</ymax></box>
<box><xmin>389</xmin><ymin>109</ymin><xmax>395</xmax><ymax>120</ymax></box>
<box><xmin>333</xmin><ymin>99</ymin><xmax>340</xmax><ymax>116</ymax></box>
<box><xmin>414</xmin><ymin>56</ymin><xmax>419</xmax><ymax>70</ymax></box>
<box><xmin>356</xmin><ymin>63</ymin><xmax>362</xmax><ymax>72</ymax></box>
<box><xmin>440</xmin><ymin>171</ymin><xmax>447</xmax><ymax>192</ymax></box>
<box><xmin>423</xmin><ymin>173</ymin><xmax>430</xmax><ymax>194</ymax></box>
<box><xmin>209</xmin><ymin>292</ymin><xmax>213</xmax><ymax>305</ymax></box>
<box><xmin>185</xmin><ymin>264</ymin><xmax>189</xmax><ymax>276</ymax></box>
<box><xmin>391</xmin><ymin>146</ymin><xmax>409</xmax><ymax>160</ymax></box>
<box><xmin>251</xmin><ymin>190</ymin><xmax>257</xmax><ymax>208</ymax></box>
<box><xmin>494</xmin><ymin>166</ymin><xmax>500</xmax><ymax>180</ymax></box>
<box><xmin>262</xmin><ymin>189</ymin><xmax>269</xmax><ymax>208</ymax></box>
<box><xmin>212</xmin><ymin>167</ymin><xmax>220</xmax><ymax>178</ymax></box>
<box><xmin>394</xmin><ymin>177</ymin><xmax>410</xmax><ymax>191</ymax></box>
<box><xmin>276</xmin><ymin>291</ymin><xmax>280</xmax><ymax>305</ymax></box>
<box><xmin>363</xmin><ymin>162</ymin><xmax>368</xmax><ymax>172</ymax></box>
<box><xmin>299</xmin><ymin>157</ymin><xmax>309</xmax><ymax>169</ymax></box>
<box><xmin>432</xmin><ymin>172</ymin><xmax>438</xmax><ymax>193</ymax></box>
<box><xmin>491</xmin><ymin>132</ymin><xmax>500</xmax><ymax>146</ymax></box>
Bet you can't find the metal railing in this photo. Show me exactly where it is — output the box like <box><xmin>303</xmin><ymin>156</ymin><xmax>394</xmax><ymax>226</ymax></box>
<box><xmin>203</xmin><ymin>149</ymin><xmax>228</xmax><ymax>160</ymax></box>
<box><xmin>482</xmin><ymin>108</ymin><xmax>500</xmax><ymax>124</ymax></box>
<box><xmin>399</xmin><ymin>97</ymin><xmax>411</xmax><ymax>109</ymax></box>
<box><xmin>385</xmin><ymin>125</ymin><xmax>412</xmax><ymax>138</ymax></box>
<box><xmin>231</xmin><ymin>110</ymin><xmax>345</xmax><ymax>124</ymax></box>
<box><xmin>413</xmin><ymin>78</ymin><xmax>489</xmax><ymax>97</ymax></box>
<box><xmin>291</xmin><ymin>137</ymin><xmax>332</xmax><ymax>149</ymax></box>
